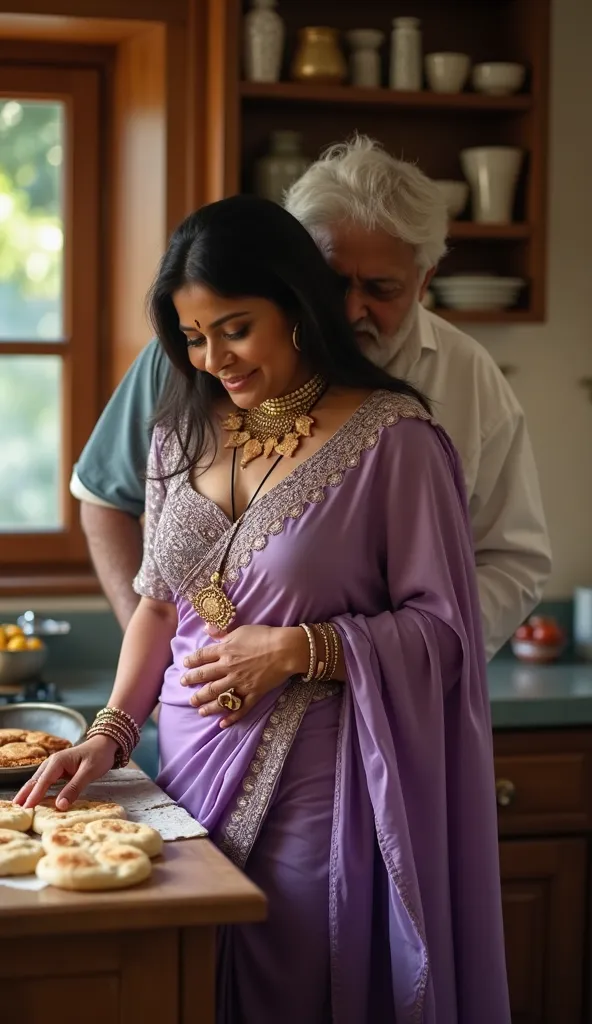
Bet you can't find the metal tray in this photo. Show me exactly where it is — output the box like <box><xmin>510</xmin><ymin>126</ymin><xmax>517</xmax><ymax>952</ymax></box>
<box><xmin>0</xmin><ymin>703</ymin><xmax>87</xmax><ymax>786</ymax></box>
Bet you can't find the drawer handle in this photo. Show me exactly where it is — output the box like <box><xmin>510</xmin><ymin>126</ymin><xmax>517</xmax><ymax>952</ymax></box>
<box><xmin>496</xmin><ymin>778</ymin><xmax>516</xmax><ymax>808</ymax></box>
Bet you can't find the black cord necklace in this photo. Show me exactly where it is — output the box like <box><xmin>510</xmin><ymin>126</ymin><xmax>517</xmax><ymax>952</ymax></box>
<box><xmin>191</xmin><ymin>446</ymin><xmax>284</xmax><ymax>629</ymax></box>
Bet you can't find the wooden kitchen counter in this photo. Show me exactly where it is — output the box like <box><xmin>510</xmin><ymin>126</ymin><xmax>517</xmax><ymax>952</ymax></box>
<box><xmin>1</xmin><ymin>836</ymin><xmax>266</xmax><ymax>1024</ymax></box>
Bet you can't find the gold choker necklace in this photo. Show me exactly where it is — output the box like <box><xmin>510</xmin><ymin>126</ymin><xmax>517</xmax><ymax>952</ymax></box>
<box><xmin>221</xmin><ymin>374</ymin><xmax>327</xmax><ymax>468</ymax></box>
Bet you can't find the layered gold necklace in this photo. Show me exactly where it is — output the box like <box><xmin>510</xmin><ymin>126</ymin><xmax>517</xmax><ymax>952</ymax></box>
<box><xmin>191</xmin><ymin>374</ymin><xmax>327</xmax><ymax>629</ymax></box>
<box><xmin>221</xmin><ymin>373</ymin><xmax>327</xmax><ymax>468</ymax></box>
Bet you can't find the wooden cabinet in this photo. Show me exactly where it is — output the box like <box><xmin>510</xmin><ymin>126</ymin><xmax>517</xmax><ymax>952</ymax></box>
<box><xmin>0</xmin><ymin>837</ymin><xmax>266</xmax><ymax>1024</ymax></box>
<box><xmin>494</xmin><ymin>730</ymin><xmax>592</xmax><ymax>1023</ymax></box>
<box><xmin>500</xmin><ymin>839</ymin><xmax>586</xmax><ymax>1024</ymax></box>
<box><xmin>203</xmin><ymin>0</ymin><xmax>550</xmax><ymax>323</ymax></box>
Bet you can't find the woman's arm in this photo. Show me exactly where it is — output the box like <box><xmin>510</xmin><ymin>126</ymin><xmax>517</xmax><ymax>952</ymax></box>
<box><xmin>107</xmin><ymin>596</ymin><xmax>177</xmax><ymax>723</ymax></box>
<box><xmin>13</xmin><ymin>597</ymin><xmax>177</xmax><ymax>809</ymax></box>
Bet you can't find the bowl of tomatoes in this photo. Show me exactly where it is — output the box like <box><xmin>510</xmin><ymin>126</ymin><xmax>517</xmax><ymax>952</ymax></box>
<box><xmin>0</xmin><ymin>623</ymin><xmax>47</xmax><ymax>686</ymax></box>
<box><xmin>511</xmin><ymin>615</ymin><xmax>566</xmax><ymax>664</ymax></box>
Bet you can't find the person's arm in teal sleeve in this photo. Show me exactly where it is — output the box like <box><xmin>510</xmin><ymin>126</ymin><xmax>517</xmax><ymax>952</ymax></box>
<box><xmin>70</xmin><ymin>339</ymin><xmax>169</xmax><ymax>629</ymax></box>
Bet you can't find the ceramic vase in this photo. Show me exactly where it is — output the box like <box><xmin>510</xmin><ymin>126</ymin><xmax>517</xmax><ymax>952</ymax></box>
<box><xmin>461</xmin><ymin>146</ymin><xmax>524</xmax><ymax>223</ymax></box>
<box><xmin>244</xmin><ymin>0</ymin><xmax>285</xmax><ymax>83</ymax></box>
<box><xmin>291</xmin><ymin>27</ymin><xmax>347</xmax><ymax>83</ymax></box>
<box><xmin>389</xmin><ymin>17</ymin><xmax>422</xmax><ymax>91</ymax></box>
<box><xmin>254</xmin><ymin>131</ymin><xmax>309</xmax><ymax>205</ymax></box>
<box><xmin>346</xmin><ymin>29</ymin><xmax>384</xmax><ymax>88</ymax></box>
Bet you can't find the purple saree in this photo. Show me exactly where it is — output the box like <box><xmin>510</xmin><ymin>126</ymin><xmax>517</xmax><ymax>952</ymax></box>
<box><xmin>134</xmin><ymin>391</ymin><xmax>510</xmax><ymax>1024</ymax></box>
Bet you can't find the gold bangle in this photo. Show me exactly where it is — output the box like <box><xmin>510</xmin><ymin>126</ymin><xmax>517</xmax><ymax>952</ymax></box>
<box><xmin>87</xmin><ymin>724</ymin><xmax>132</xmax><ymax>769</ymax></box>
<box><xmin>299</xmin><ymin>623</ymin><xmax>317</xmax><ymax>683</ymax></box>
<box><xmin>316</xmin><ymin>621</ymin><xmax>339</xmax><ymax>681</ymax></box>
<box><xmin>314</xmin><ymin>623</ymin><xmax>330</xmax><ymax>680</ymax></box>
<box><xmin>326</xmin><ymin>622</ymin><xmax>340</xmax><ymax>680</ymax></box>
<box><xmin>96</xmin><ymin>706</ymin><xmax>141</xmax><ymax>746</ymax></box>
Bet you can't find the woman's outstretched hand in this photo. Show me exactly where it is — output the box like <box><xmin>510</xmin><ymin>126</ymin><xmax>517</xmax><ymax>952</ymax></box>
<box><xmin>181</xmin><ymin>624</ymin><xmax>310</xmax><ymax>727</ymax></box>
<box><xmin>12</xmin><ymin>734</ymin><xmax>119</xmax><ymax>810</ymax></box>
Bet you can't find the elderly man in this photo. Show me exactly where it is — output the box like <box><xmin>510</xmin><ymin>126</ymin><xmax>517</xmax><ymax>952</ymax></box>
<box><xmin>72</xmin><ymin>136</ymin><xmax>551</xmax><ymax>658</ymax></box>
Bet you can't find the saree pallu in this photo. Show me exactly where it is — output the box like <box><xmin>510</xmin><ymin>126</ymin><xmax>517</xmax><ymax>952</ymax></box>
<box><xmin>134</xmin><ymin>391</ymin><xmax>511</xmax><ymax>1024</ymax></box>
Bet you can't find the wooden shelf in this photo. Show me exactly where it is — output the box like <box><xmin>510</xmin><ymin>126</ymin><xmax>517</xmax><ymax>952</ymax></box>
<box><xmin>434</xmin><ymin>307</ymin><xmax>539</xmax><ymax>324</ymax></box>
<box><xmin>447</xmin><ymin>223</ymin><xmax>531</xmax><ymax>241</ymax></box>
<box><xmin>240</xmin><ymin>81</ymin><xmax>532</xmax><ymax>113</ymax></box>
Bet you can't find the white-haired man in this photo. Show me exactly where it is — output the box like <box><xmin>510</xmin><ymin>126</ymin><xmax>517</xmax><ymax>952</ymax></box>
<box><xmin>72</xmin><ymin>137</ymin><xmax>551</xmax><ymax>658</ymax></box>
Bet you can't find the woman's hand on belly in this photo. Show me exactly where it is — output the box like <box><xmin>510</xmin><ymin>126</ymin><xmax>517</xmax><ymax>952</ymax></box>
<box><xmin>180</xmin><ymin>625</ymin><xmax>310</xmax><ymax>728</ymax></box>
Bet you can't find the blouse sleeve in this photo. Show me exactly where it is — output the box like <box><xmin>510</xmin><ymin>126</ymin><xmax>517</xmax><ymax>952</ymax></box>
<box><xmin>133</xmin><ymin>425</ymin><xmax>175</xmax><ymax>603</ymax></box>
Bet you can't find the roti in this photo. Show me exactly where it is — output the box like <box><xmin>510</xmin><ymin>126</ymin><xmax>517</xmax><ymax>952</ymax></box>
<box><xmin>36</xmin><ymin>842</ymin><xmax>152</xmax><ymax>891</ymax></box>
<box><xmin>32</xmin><ymin>799</ymin><xmax>127</xmax><ymax>834</ymax></box>
<box><xmin>25</xmin><ymin>731</ymin><xmax>72</xmax><ymax>754</ymax></box>
<box><xmin>43</xmin><ymin>818</ymin><xmax>163</xmax><ymax>859</ymax></box>
<box><xmin>0</xmin><ymin>800</ymin><xmax>33</xmax><ymax>832</ymax></box>
<box><xmin>0</xmin><ymin>742</ymin><xmax>47</xmax><ymax>767</ymax></box>
<box><xmin>0</xmin><ymin>729</ymin><xmax>25</xmax><ymax>746</ymax></box>
<box><xmin>0</xmin><ymin>828</ymin><xmax>43</xmax><ymax>876</ymax></box>
<box><xmin>84</xmin><ymin>819</ymin><xmax>163</xmax><ymax>858</ymax></box>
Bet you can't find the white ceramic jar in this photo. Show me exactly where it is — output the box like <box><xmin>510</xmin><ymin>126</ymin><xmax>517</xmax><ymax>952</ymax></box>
<box><xmin>346</xmin><ymin>29</ymin><xmax>384</xmax><ymax>88</ymax></box>
<box><xmin>243</xmin><ymin>0</ymin><xmax>285</xmax><ymax>83</ymax></box>
<box><xmin>389</xmin><ymin>17</ymin><xmax>422</xmax><ymax>91</ymax></box>
<box><xmin>574</xmin><ymin>587</ymin><xmax>592</xmax><ymax>661</ymax></box>
<box><xmin>460</xmin><ymin>146</ymin><xmax>524</xmax><ymax>223</ymax></box>
<box><xmin>254</xmin><ymin>131</ymin><xmax>309</xmax><ymax>205</ymax></box>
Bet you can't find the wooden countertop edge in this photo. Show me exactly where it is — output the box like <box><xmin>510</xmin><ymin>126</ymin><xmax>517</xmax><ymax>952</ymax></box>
<box><xmin>0</xmin><ymin>892</ymin><xmax>267</xmax><ymax>938</ymax></box>
<box><xmin>0</xmin><ymin>837</ymin><xmax>267</xmax><ymax>937</ymax></box>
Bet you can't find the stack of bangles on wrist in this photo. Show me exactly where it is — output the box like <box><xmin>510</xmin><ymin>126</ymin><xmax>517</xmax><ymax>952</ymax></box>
<box><xmin>86</xmin><ymin>707</ymin><xmax>141</xmax><ymax>769</ymax></box>
<box><xmin>299</xmin><ymin>622</ymin><xmax>340</xmax><ymax>683</ymax></box>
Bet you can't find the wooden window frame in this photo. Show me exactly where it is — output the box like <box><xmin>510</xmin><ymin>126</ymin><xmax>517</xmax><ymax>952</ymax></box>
<box><xmin>0</xmin><ymin>63</ymin><xmax>101</xmax><ymax>570</ymax></box>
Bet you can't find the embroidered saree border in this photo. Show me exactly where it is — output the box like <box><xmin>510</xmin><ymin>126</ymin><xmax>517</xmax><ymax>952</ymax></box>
<box><xmin>218</xmin><ymin>678</ymin><xmax>339</xmax><ymax>867</ymax></box>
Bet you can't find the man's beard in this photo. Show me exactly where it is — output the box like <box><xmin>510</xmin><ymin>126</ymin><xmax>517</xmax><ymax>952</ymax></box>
<box><xmin>353</xmin><ymin>301</ymin><xmax>419</xmax><ymax>370</ymax></box>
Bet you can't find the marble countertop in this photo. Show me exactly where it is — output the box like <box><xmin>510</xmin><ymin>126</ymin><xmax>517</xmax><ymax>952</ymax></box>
<box><xmin>37</xmin><ymin>660</ymin><xmax>592</xmax><ymax>733</ymax></box>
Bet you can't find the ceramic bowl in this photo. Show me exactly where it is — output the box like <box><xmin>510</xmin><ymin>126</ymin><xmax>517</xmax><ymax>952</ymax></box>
<box><xmin>425</xmin><ymin>52</ymin><xmax>471</xmax><ymax>93</ymax></box>
<box><xmin>432</xmin><ymin>275</ymin><xmax>525</xmax><ymax>311</ymax></box>
<box><xmin>511</xmin><ymin>639</ymin><xmax>564</xmax><ymax>664</ymax></box>
<box><xmin>0</xmin><ymin>645</ymin><xmax>47</xmax><ymax>686</ymax></box>
<box><xmin>434</xmin><ymin>180</ymin><xmax>469</xmax><ymax>219</ymax></box>
<box><xmin>472</xmin><ymin>62</ymin><xmax>526</xmax><ymax>96</ymax></box>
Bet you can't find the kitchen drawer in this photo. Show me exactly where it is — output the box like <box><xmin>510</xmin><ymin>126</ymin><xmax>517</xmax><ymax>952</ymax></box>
<box><xmin>493</xmin><ymin>731</ymin><xmax>592</xmax><ymax>835</ymax></box>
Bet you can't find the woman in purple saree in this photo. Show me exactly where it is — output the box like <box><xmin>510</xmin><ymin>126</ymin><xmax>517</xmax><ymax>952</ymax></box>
<box><xmin>18</xmin><ymin>196</ymin><xmax>510</xmax><ymax>1023</ymax></box>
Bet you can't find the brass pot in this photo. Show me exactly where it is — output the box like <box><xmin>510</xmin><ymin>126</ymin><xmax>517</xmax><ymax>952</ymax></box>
<box><xmin>291</xmin><ymin>26</ymin><xmax>347</xmax><ymax>83</ymax></box>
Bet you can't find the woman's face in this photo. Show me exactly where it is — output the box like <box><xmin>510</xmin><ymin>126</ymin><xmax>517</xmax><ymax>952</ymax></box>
<box><xmin>173</xmin><ymin>283</ymin><xmax>308</xmax><ymax>408</ymax></box>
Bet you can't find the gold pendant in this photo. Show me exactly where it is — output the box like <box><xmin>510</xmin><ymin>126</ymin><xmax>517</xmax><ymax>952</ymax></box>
<box><xmin>240</xmin><ymin>438</ymin><xmax>263</xmax><ymax>468</ymax></box>
<box><xmin>222</xmin><ymin>412</ymin><xmax>243</xmax><ymax>432</ymax></box>
<box><xmin>275</xmin><ymin>432</ymin><xmax>300</xmax><ymax>457</ymax></box>
<box><xmin>294</xmin><ymin>415</ymin><xmax>314</xmax><ymax>437</ymax></box>
<box><xmin>191</xmin><ymin>572</ymin><xmax>236</xmax><ymax>629</ymax></box>
<box><xmin>263</xmin><ymin>437</ymin><xmax>278</xmax><ymax>458</ymax></box>
<box><xmin>224</xmin><ymin>430</ymin><xmax>251</xmax><ymax>449</ymax></box>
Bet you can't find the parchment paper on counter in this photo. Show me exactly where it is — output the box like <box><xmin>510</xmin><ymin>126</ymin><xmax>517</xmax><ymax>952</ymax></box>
<box><xmin>0</xmin><ymin>766</ymin><xmax>208</xmax><ymax>843</ymax></box>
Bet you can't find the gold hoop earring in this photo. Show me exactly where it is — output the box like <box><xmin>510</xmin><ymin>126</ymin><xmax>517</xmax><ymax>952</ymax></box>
<box><xmin>292</xmin><ymin>323</ymin><xmax>301</xmax><ymax>351</ymax></box>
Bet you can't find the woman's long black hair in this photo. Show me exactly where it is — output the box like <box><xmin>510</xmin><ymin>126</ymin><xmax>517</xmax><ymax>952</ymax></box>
<box><xmin>148</xmin><ymin>194</ymin><xmax>429</xmax><ymax>473</ymax></box>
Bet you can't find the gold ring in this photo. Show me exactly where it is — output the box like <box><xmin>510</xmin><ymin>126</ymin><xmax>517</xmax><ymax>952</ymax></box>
<box><xmin>217</xmin><ymin>687</ymin><xmax>242</xmax><ymax>712</ymax></box>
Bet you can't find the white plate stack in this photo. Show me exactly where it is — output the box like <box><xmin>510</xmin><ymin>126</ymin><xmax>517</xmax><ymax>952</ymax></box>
<box><xmin>432</xmin><ymin>274</ymin><xmax>525</xmax><ymax>311</ymax></box>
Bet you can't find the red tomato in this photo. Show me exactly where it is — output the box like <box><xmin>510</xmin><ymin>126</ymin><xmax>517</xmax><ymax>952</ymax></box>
<box><xmin>531</xmin><ymin>621</ymin><xmax>564</xmax><ymax>646</ymax></box>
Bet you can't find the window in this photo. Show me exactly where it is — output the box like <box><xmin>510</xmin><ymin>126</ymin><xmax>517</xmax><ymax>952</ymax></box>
<box><xmin>0</xmin><ymin>66</ymin><xmax>101</xmax><ymax>571</ymax></box>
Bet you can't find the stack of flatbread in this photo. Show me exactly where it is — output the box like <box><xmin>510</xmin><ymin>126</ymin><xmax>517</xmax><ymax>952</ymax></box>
<box><xmin>0</xmin><ymin>728</ymin><xmax>72</xmax><ymax>768</ymax></box>
<box><xmin>0</xmin><ymin>797</ymin><xmax>162</xmax><ymax>890</ymax></box>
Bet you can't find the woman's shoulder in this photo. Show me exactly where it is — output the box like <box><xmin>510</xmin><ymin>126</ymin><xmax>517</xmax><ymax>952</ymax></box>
<box><xmin>361</xmin><ymin>388</ymin><xmax>433</xmax><ymax>434</ymax></box>
<box><xmin>151</xmin><ymin>418</ymin><xmax>186</xmax><ymax>473</ymax></box>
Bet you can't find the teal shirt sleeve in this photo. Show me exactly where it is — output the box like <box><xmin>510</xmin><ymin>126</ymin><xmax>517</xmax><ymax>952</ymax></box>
<box><xmin>73</xmin><ymin>339</ymin><xmax>169</xmax><ymax>517</ymax></box>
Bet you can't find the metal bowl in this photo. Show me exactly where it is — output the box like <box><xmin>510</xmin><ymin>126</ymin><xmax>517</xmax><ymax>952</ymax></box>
<box><xmin>0</xmin><ymin>703</ymin><xmax>87</xmax><ymax>786</ymax></box>
<box><xmin>0</xmin><ymin>646</ymin><xmax>48</xmax><ymax>685</ymax></box>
